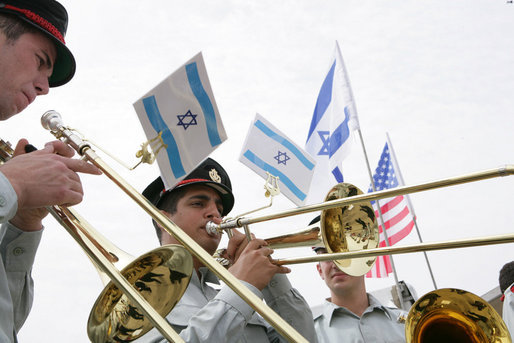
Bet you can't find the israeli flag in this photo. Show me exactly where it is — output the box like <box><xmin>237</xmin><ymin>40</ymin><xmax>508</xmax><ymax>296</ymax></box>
<box><xmin>240</xmin><ymin>113</ymin><xmax>316</xmax><ymax>206</ymax></box>
<box><xmin>134</xmin><ymin>52</ymin><xmax>227</xmax><ymax>189</ymax></box>
<box><xmin>305</xmin><ymin>41</ymin><xmax>360</xmax><ymax>202</ymax></box>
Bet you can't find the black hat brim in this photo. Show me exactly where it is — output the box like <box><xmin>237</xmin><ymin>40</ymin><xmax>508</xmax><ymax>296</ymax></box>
<box><xmin>15</xmin><ymin>14</ymin><xmax>76</xmax><ymax>87</ymax></box>
<box><xmin>0</xmin><ymin>4</ymin><xmax>76</xmax><ymax>87</ymax></box>
<box><xmin>143</xmin><ymin>176</ymin><xmax>235</xmax><ymax>217</ymax></box>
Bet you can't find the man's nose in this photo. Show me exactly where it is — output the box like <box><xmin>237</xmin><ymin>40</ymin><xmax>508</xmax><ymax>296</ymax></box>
<box><xmin>35</xmin><ymin>73</ymin><xmax>50</xmax><ymax>95</ymax></box>
<box><xmin>205</xmin><ymin>202</ymin><xmax>222</xmax><ymax>221</ymax></box>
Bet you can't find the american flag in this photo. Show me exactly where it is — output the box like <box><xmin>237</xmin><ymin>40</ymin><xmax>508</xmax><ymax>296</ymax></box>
<box><xmin>366</xmin><ymin>142</ymin><xmax>415</xmax><ymax>278</ymax></box>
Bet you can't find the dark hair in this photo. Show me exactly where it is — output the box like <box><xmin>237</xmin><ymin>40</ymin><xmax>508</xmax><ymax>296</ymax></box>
<box><xmin>499</xmin><ymin>261</ymin><xmax>514</xmax><ymax>294</ymax></box>
<box><xmin>152</xmin><ymin>187</ymin><xmax>188</xmax><ymax>244</ymax></box>
<box><xmin>0</xmin><ymin>13</ymin><xmax>38</xmax><ymax>42</ymax></box>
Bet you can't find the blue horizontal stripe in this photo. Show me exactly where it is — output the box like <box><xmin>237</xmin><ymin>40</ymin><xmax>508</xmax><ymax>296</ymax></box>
<box><xmin>186</xmin><ymin>62</ymin><xmax>222</xmax><ymax>148</ymax></box>
<box><xmin>243</xmin><ymin>150</ymin><xmax>306</xmax><ymax>201</ymax></box>
<box><xmin>307</xmin><ymin>60</ymin><xmax>336</xmax><ymax>142</ymax></box>
<box><xmin>142</xmin><ymin>96</ymin><xmax>186</xmax><ymax>179</ymax></box>
<box><xmin>254</xmin><ymin>120</ymin><xmax>314</xmax><ymax>170</ymax></box>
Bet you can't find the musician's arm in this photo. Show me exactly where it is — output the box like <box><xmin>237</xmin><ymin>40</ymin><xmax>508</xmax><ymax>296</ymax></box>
<box><xmin>262</xmin><ymin>274</ymin><xmax>318</xmax><ymax>343</ymax></box>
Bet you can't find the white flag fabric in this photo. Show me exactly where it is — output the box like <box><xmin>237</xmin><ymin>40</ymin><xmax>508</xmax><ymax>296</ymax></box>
<box><xmin>239</xmin><ymin>113</ymin><xmax>316</xmax><ymax>206</ymax></box>
<box><xmin>305</xmin><ymin>41</ymin><xmax>360</xmax><ymax>203</ymax></box>
<box><xmin>134</xmin><ymin>52</ymin><xmax>227</xmax><ymax>189</ymax></box>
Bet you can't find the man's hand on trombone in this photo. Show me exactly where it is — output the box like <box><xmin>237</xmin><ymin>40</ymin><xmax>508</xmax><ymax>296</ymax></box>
<box><xmin>0</xmin><ymin>139</ymin><xmax>101</xmax><ymax>231</ymax></box>
<box><xmin>224</xmin><ymin>230</ymin><xmax>291</xmax><ymax>290</ymax></box>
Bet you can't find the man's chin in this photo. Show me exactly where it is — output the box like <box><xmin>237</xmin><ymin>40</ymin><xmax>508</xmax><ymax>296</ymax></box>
<box><xmin>16</xmin><ymin>104</ymin><xmax>28</xmax><ymax>115</ymax></box>
<box><xmin>204</xmin><ymin>240</ymin><xmax>221</xmax><ymax>256</ymax></box>
<box><xmin>0</xmin><ymin>107</ymin><xmax>18</xmax><ymax>121</ymax></box>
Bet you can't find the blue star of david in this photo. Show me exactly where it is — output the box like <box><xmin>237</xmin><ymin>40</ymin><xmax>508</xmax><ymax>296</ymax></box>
<box><xmin>317</xmin><ymin>131</ymin><xmax>330</xmax><ymax>156</ymax></box>
<box><xmin>274</xmin><ymin>151</ymin><xmax>290</xmax><ymax>165</ymax></box>
<box><xmin>177</xmin><ymin>110</ymin><xmax>198</xmax><ymax>130</ymax></box>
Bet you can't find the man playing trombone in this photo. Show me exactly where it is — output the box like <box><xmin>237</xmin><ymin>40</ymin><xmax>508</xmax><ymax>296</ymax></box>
<box><xmin>139</xmin><ymin>158</ymin><xmax>317</xmax><ymax>342</ymax></box>
<box><xmin>310</xmin><ymin>215</ymin><xmax>407</xmax><ymax>343</ymax></box>
<box><xmin>0</xmin><ymin>0</ymin><xmax>101</xmax><ymax>341</ymax></box>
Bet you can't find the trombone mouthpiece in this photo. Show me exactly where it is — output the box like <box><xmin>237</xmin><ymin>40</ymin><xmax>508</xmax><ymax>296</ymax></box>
<box><xmin>205</xmin><ymin>221</ymin><xmax>220</xmax><ymax>236</ymax></box>
<box><xmin>41</xmin><ymin>110</ymin><xmax>64</xmax><ymax>131</ymax></box>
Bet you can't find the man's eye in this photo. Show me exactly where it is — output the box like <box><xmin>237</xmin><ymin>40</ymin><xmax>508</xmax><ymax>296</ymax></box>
<box><xmin>36</xmin><ymin>55</ymin><xmax>44</xmax><ymax>68</ymax></box>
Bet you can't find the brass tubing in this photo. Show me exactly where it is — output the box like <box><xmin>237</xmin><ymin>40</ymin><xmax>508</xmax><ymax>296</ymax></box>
<box><xmin>47</xmin><ymin>206</ymin><xmax>185</xmax><ymax>343</ymax></box>
<box><xmin>42</xmin><ymin>112</ymin><xmax>309</xmax><ymax>341</ymax></box>
<box><xmin>273</xmin><ymin>233</ymin><xmax>514</xmax><ymax>266</ymax></box>
<box><xmin>1</xmin><ymin>137</ymin><xmax>183</xmax><ymax>342</ymax></box>
<box><xmin>264</xmin><ymin>224</ymin><xmax>322</xmax><ymax>250</ymax></box>
<box><xmin>406</xmin><ymin>288</ymin><xmax>511</xmax><ymax>343</ymax></box>
<box><xmin>80</xmin><ymin>146</ymin><xmax>309</xmax><ymax>343</ymax></box>
<box><xmin>215</xmin><ymin>165</ymin><xmax>513</xmax><ymax>231</ymax></box>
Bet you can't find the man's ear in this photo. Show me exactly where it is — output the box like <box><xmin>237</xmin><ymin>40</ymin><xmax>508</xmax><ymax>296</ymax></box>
<box><xmin>316</xmin><ymin>263</ymin><xmax>324</xmax><ymax>280</ymax></box>
<box><xmin>158</xmin><ymin>210</ymin><xmax>171</xmax><ymax>236</ymax></box>
<box><xmin>159</xmin><ymin>209</ymin><xmax>170</xmax><ymax>218</ymax></box>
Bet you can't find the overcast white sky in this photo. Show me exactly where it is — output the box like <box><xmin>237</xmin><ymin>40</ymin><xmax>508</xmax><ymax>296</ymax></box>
<box><xmin>3</xmin><ymin>0</ymin><xmax>513</xmax><ymax>341</ymax></box>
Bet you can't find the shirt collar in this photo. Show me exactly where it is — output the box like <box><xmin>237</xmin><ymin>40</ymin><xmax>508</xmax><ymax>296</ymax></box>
<box><xmin>322</xmin><ymin>293</ymin><xmax>396</xmax><ymax>325</ymax></box>
<box><xmin>367</xmin><ymin>293</ymin><xmax>394</xmax><ymax>321</ymax></box>
<box><xmin>321</xmin><ymin>299</ymin><xmax>341</xmax><ymax>325</ymax></box>
<box><xmin>198</xmin><ymin>266</ymin><xmax>221</xmax><ymax>285</ymax></box>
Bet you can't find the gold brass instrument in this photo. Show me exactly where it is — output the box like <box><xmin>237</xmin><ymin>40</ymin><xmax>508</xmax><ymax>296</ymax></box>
<box><xmin>243</xmin><ymin>183</ymin><xmax>380</xmax><ymax>276</ymax></box>
<box><xmin>208</xmin><ymin>164</ymin><xmax>513</xmax><ymax>233</ymax></box>
<box><xmin>274</xmin><ymin>231</ymin><xmax>514</xmax><ymax>268</ymax></box>
<box><xmin>41</xmin><ymin>111</ymin><xmax>310</xmax><ymax>343</ymax></box>
<box><xmin>39</xmin><ymin>109</ymin><xmax>514</xmax><ymax>341</ymax></box>
<box><xmin>206</xmin><ymin>164</ymin><xmax>514</xmax><ymax>274</ymax></box>
<box><xmin>405</xmin><ymin>288</ymin><xmax>511</xmax><ymax>343</ymax></box>
<box><xmin>0</xmin><ymin>139</ymin><xmax>191</xmax><ymax>342</ymax></box>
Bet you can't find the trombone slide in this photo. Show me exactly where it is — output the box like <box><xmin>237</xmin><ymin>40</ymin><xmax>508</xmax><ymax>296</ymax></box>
<box><xmin>43</xmin><ymin>111</ymin><xmax>310</xmax><ymax>343</ymax></box>
<box><xmin>211</xmin><ymin>165</ymin><xmax>514</xmax><ymax>232</ymax></box>
<box><xmin>274</xmin><ymin>232</ymin><xmax>514</xmax><ymax>266</ymax></box>
<box><xmin>48</xmin><ymin>206</ymin><xmax>187</xmax><ymax>342</ymax></box>
<box><xmin>265</xmin><ymin>223</ymin><xmax>322</xmax><ymax>250</ymax></box>
<box><xmin>0</xmin><ymin>137</ymin><xmax>186</xmax><ymax>342</ymax></box>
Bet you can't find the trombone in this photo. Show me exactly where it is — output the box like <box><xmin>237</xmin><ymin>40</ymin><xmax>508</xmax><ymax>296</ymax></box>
<box><xmin>40</xmin><ymin>109</ymin><xmax>513</xmax><ymax>341</ymax></box>
<box><xmin>206</xmin><ymin>165</ymin><xmax>514</xmax><ymax>275</ymax></box>
<box><xmin>0</xmin><ymin>139</ymin><xmax>190</xmax><ymax>342</ymax></box>
<box><xmin>405</xmin><ymin>288</ymin><xmax>511</xmax><ymax>342</ymax></box>
<box><xmin>215</xmin><ymin>182</ymin><xmax>381</xmax><ymax>276</ymax></box>
<box><xmin>208</xmin><ymin>164</ymin><xmax>513</xmax><ymax>233</ymax></box>
<box><xmin>41</xmin><ymin>111</ymin><xmax>310</xmax><ymax>343</ymax></box>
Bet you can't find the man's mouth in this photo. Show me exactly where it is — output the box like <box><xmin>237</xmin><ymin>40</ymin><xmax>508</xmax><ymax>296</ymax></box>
<box><xmin>331</xmin><ymin>270</ymin><xmax>349</xmax><ymax>279</ymax></box>
<box><xmin>22</xmin><ymin>91</ymin><xmax>34</xmax><ymax>107</ymax></box>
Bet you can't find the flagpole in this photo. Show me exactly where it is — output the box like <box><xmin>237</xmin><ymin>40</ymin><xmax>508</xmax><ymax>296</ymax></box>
<box><xmin>386</xmin><ymin>133</ymin><xmax>438</xmax><ymax>290</ymax></box>
<box><xmin>356</xmin><ymin>129</ymin><xmax>406</xmax><ymax>310</ymax></box>
<box><xmin>332</xmin><ymin>40</ymin><xmax>405</xmax><ymax>309</ymax></box>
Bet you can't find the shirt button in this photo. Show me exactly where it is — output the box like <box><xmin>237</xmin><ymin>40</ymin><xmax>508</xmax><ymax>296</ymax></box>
<box><xmin>12</xmin><ymin>247</ymin><xmax>24</xmax><ymax>256</ymax></box>
<box><xmin>270</xmin><ymin>280</ymin><xmax>277</xmax><ymax>287</ymax></box>
<box><xmin>0</xmin><ymin>195</ymin><xmax>5</xmax><ymax>207</ymax></box>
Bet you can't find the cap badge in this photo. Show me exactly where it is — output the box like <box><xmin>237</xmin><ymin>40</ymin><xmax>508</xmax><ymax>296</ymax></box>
<box><xmin>209</xmin><ymin>168</ymin><xmax>221</xmax><ymax>183</ymax></box>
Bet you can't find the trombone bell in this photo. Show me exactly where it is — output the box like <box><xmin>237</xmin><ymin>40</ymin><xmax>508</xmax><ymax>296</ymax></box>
<box><xmin>88</xmin><ymin>245</ymin><xmax>193</xmax><ymax>342</ymax></box>
<box><xmin>258</xmin><ymin>183</ymin><xmax>379</xmax><ymax>276</ymax></box>
<box><xmin>406</xmin><ymin>288</ymin><xmax>511</xmax><ymax>343</ymax></box>
<box><xmin>321</xmin><ymin>183</ymin><xmax>379</xmax><ymax>276</ymax></box>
